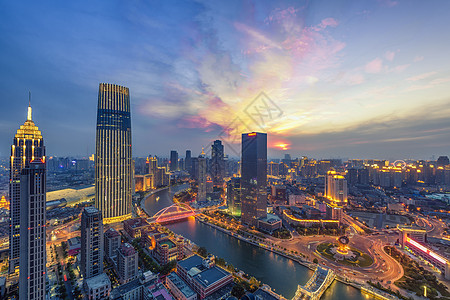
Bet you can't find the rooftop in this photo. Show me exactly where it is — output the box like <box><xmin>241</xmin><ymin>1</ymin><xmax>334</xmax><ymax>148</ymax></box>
<box><xmin>178</xmin><ymin>254</ymin><xmax>204</xmax><ymax>272</ymax></box>
<box><xmin>119</xmin><ymin>243</ymin><xmax>136</xmax><ymax>256</ymax></box>
<box><xmin>84</xmin><ymin>206</ymin><xmax>100</xmax><ymax>216</ymax></box>
<box><xmin>111</xmin><ymin>278</ymin><xmax>141</xmax><ymax>299</ymax></box>
<box><xmin>124</xmin><ymin>217</ymin><xmax>150</xmax><ymax>229</ymax></box>
<box><xmin>193</xmin><ymin>266</ymin><xmax>231</xmax><ymax>288</ymax></box>
<box><xmin>167</xmin><ymin>272</ymin><xmax>195</xmax><ymax>298</ymax></box>
<box><xmin>160</xmin><ymin>239</ymin><xmax>176</xmax><ymax>249</ymax></box>
<box><xmin>253</xmin><ymin>289</ymin><xmax>279</xmax><ymax>300</ymax></box>
<box><xmin>105</xmin><ymin>227</ymin><xmax>120</xmax><ymax>238</ymax></box>
<box><xmin>68</xmin><ymin>236</ymin><xmax>81</xmax><ymax>247</ymax></box>
<box><xmin>84</xmin><ymin>273</ymin><xmax>111</xmax><ymax>290</ymax></box>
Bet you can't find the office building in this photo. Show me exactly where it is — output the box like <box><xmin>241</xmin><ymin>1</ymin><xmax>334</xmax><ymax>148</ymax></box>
<box><xmin>118</xmin><ymin>243</ymin><xmax>139</xmax><ymax>284</ymax></box>
<box><xmin>227</xmin><ymin>177</ymin><xmax>241</xmax><ymax>216</ymax></box>
<box><xmin>185</xmin><ymin>150</ymin><xmax>192</xmax><ymax>174</ymax></box>
<box><xmin>211</xmin><ymin>140</ymin><xmax>224</xmax><ymax>185</ymax></box>
<box><xmin>9</xmin><ymin>103</ymin><xmax>45</xmax><ymax>274</ymax></box>
<box><xmin>19</xmin><ymin>160</ymin><xmax>46</xmax><ymax>300</ymax></box>
<box><xmin>240</xmin><ymin>132</ymin><xmax>267</xmax><ymax>226</ymax></box>
<box><xmin>170</xmin><ymin>150</ymin><xmax>179</xmax><ymax>171</ymax></box>
<box><xmin>324</xmin><ymin>171</ymin><xmax>348</xmax><ymax>205</ymax></box>
<box><xmin>104</xmin><ymin>228</ymin><xmax>121</xmax><ymax>261</ymax></box>
<box><xmin>95</xmin><ymin>83</ymin><xmax>132</xmax><ymax>224</ymax></box>
<box><xmin>166</xmin><ymin>272</ymin><xmax>197</xmax><ymax>300</ymax></box>
<box><xmin>198</xmin><ymin>149</ymin><xmax>207</xmax><ymax>202</ymax></box>
<box><xmin>177</xmin><ymin>255</ymin><xmax>232</xmax><ymax>299</ymax></box>
<box><xmin>84</xmin><ymin>273</ymin><xmax>111</xmax><ymax>300</ymax></box>
<box><xmin>81</xmin><ymin>206</ymin><xmax>104</xmax><ymax>279</ymax></box>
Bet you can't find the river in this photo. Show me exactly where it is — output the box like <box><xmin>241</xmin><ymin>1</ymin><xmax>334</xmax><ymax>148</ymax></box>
<box><xmin>143</xmin><ymin>184</ymin><xmax>372</xmax><ymax>299</ymax></box>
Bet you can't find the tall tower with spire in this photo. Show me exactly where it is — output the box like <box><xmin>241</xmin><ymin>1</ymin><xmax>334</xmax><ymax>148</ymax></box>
<box><xmin>9</xmin><ymin>100</ymin><xmax>45</xmax><ymax>274</ymax></box>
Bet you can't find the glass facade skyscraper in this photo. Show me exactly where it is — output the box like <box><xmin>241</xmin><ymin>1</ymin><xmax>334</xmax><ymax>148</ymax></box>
<box><xmin>95</xmin><ymin>83</ymin><xmax>132</xmax><ymax>223</ymax></box>
<box><xmin>211</xmin><ymin>140</ymin><xmax>225</xmax><ymax>185</ymax></box>
<box><xmin>9</xmin><ymin>104</ymin><xmax>45</xmax><ymax>274</ymax></box>
<box><xmin>240</xmin><ymin>132</ymin><xmax>267</xmax><ymax>226</ymax></box>
<box><xmin>19</xmin><ymin>160</ymin><xmax>46</xmax><ymax>300</ymax></box>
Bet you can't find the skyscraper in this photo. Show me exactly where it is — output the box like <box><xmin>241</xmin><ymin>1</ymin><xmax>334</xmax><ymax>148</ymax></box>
<box><xmin>9</xmin><ymin>102</ymin><xmax>45</xmax><ymax>274</ymax></box>
<box><xmin>81</xmin><ymin>206</ymin><xmax>104</xmax><ymax>279</ymax></box>
<box><xmin>170</xmin><ymin>150</ymin><xmax>178</xmax><ymax>171</ymax></box>
<box><xmin>240</xmin><ymin>132</ymin><xmax>267</xmax><ymax>226</ymax></box>
<box><xmin>19</xmin><ymin>160</ymin><xmax>46</xmax><ymax>300</ymax></box>
<box><xmin>324</xmin><ymin>170</ymin><xmax>348</xmax><ymax>205</ymax></box>
<box><xmin>95</xmin><ymin>83</ymin><xmax>132</xmax><ymax>223</ymax></box>
<box><xmin>211</xmin><ymin>140</ymin><xmax>225</xmax><ymax>185</ymax></box>
<box><xmin>185</xmin><ymin>150</ymin><xmax>192</xmax><ymax>174</ymax></box>
<box><xmin>117</xmin><ymin>243</ymin><xmax>138</xmax><ymax>284</ymax></box>
<box><xmin>198</xmin><ymin>149</ymin><xmax>207</xmax><ymax>202</ymax></box>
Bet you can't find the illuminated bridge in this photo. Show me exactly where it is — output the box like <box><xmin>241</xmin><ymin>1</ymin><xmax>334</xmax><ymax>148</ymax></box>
<box><xmin>148</xmin><ymin>203</ymin><xmax>197</xmax><ymax>225</ymax></box>
<box><xmin>292</xmin><ymin>266</ymin><xmax>335</xmax><ymax>300</ymax></box>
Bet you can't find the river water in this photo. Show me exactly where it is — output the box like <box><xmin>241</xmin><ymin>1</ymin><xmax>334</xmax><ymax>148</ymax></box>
<box><xmin>144</xmin><ymin>184</ymin><xmax>371</xmax><ymax>299</ymax></box>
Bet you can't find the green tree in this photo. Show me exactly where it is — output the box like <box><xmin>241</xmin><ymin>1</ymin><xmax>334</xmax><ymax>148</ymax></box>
<box><xmin>231</xmin><ymin>284</ymin><xmax>246</xmax><ymax>298</ymax></box>
<box><xmin>197</xmin><ymin>246</ymin><xmax>208</xmax><ymax>257</ymax></box>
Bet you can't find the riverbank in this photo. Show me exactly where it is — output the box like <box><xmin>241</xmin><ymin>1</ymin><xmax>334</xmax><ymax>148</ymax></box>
<box><xmin>197</xmin><ymin>216</ymin><xmax>396</xmax><ymax>299</ymax></box>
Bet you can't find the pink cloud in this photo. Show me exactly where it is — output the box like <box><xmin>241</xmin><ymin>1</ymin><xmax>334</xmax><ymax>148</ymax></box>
<box><xmin>318</xmin><ymin>18</ymin><xmax>339</xmax><ymax>29</ymax></box>
<box><xmin>407</xmin><ymin>71</ymin><xmax>437</xmax><ymax>81</ymax></box>
<box><xmin>384</xmin><ymin>51</ymin><xmax>395</xmax><ymax>61</ymax></box>
<box><xmin>177</xmin><ymin>116</ymin><xmax>219</xmax><ymax>132</ymax></box>
<box><xmin>265</xmin><ymin>7</ymin><xmax>299</xmax><ymax>24</ymax></box>
<box><xmin>365</xmin><ymin>58</ymin><xmax>383</xmax><ymax>73</ymax></box>
<box><xmin>413</xmin><ymin>55</ymin><xmax>424</xmax><ymax>62</ymax></box>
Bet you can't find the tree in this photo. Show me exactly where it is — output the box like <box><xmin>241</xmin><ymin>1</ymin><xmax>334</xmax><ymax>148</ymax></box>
<box><xmin>197</xmin><ymin>246</ymin><xmax>208</xmax><ymax>258</ymax></box>
<box><xmin>313</xmin><ymin>258</ymin><xmax>318</xmax><ymax>264</ymax></box>
<box><xmin>231</xmin><ymin>284</ymin><xmax>246</xmax><ymax>298</ymax></box>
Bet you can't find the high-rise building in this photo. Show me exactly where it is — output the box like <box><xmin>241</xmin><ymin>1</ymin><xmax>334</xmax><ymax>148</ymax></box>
<box><xmin>9</xmin><ymin>103</ymin><xmax>45</xmax><ymax>274</ymax></box>
<box><xmin>185</xmin><ymin>150</ymin><xmax>192</xmax><ymax>174</ymax></box>
<box><xmin>211</xmin><ymin>140</ymin><xmax>225</xmax><ymax>185</ymax></box>
<box><xmin>170</xmin><ymin>150</ymin><xmax>178</xmax><ymax>171</ymax></box>
<box><xmin>104</xmin><ymin>228</ymin><xmax>121</xmax><ymax>261</ymax></box>
<box><xmin>198</xmin><ymin>150</ymin><xmax>207</xmax><ymax>202</ymax></box>
<box><xmin>240</xmin><ymin>132</ymin><xmax>267</xmax><ymax>226</ymax></box>
<box><xmin>19</xmin><ymin>160</ymin><xmax>46</xmax><ymax>300</ymax></box>
<box><xmin>95</xmin><ymin>83</ymin><xmax>132</xmax><ymax>224</ymax></box>
<box><xmin>117</xmin><ymin>243</ymin><xmax>138</xmax><ymax>284</ymax></box>
<box><xmin>227</xmin><ymin>177</ymin><xmax>241</xmax><ymax>216</ymax></box>
<box><xmin>81</xmin><ymin>206</ymin><xmax>104</xmax><ymax>279</ymax></box>
<box><xmin>191</xmin><ymin>157</ymin><xmax>199</xmax><ymax>180</ymax></box>
<box><xmin>324</xmin><ymin>171</ymin><xmax>348</xmax><ymax>205</ymax></box>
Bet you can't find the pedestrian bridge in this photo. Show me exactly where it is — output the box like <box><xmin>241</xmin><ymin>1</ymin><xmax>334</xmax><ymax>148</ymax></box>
<box><xmin>292</xmin><ymin>266</ymin><xmax>335</xmax><ymax>300</ymax></box>
<box><xmin>148</xmin><ymin>203</ymin><xmax>197</xmax><ymax>224</ymax></box>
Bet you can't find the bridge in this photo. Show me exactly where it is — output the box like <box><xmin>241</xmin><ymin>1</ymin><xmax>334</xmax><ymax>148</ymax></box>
<box><xmin>292</xmin><ymin>266</ymin><xmax>335</xmax><ymax>300</ymax></box>
<box><xmin>148</xmin><ymin>203</ymin><xmax>197</xmax><ymax>224</ymax></box>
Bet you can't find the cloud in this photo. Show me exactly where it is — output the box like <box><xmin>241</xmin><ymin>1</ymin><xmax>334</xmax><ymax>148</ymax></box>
<box><xmin>384</xmin><ymin>51</ymin><xmax>395</xmax><ymax>61</ymax></box>
<box><xmin>378</xmin><ymin>0</ymin><xmax>399</xmax><ymax>8</ymax></box>
<box><xmin>407</xmin><ymin>71</ymin><xmax>437</xmax><ymax>81</ymax></box>
<box><xmin>365</xmin><ymin>58</ymin><xmax>383</xmax><ymax>73</ymax></box>
<box><xmin>413</xmin><ymin>56</ymin><xmax>424</xmax><ymax>62</ymax></box>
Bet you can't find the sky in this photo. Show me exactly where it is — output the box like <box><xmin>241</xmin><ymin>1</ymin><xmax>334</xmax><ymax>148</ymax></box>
<box><xmin>1</xmin><ymin>0</ymin><xmax>450</xmax><ymax>160</ymax></box>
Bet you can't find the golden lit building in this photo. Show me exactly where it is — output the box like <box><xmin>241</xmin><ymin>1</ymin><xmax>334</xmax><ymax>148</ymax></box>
<box><xmin>324</xmin><ymin>170</ymin><xmax>347</xmax><ymax>205</ymax></box>
<box><xmin>95</xmin><ymin>83</ymin><xmax>132</xmax><ymax>223</ymax></box>
<box><xmin>0</xmin><ymin>196</ymin><xmax>9</xmax><ymax>210</ymax></box>
<box><xmin>9</xmin><ymin>103</ymin><xmax>45</xmax><ymax>274</ymax></box>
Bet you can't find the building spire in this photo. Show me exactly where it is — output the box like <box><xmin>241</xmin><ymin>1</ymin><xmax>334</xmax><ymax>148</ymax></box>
<box><xmin>27</xmin><ymin>91</ymin><xmax>32</xmax><ymax>121</ymax></box>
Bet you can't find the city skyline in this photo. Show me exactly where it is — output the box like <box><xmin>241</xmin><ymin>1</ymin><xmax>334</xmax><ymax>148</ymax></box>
<box><xmin>1</xmin><ymin>1</ymin><xmax>450</xmax><ymax>159</ymax></box>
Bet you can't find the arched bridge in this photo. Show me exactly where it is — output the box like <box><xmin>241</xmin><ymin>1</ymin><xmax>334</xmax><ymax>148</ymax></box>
<box><xmin>292</xmin><ymin>266</ymin><xmax>335</xmax><ymax>300</ymax></box>
<box><xmin>148</xmin><ymin>203</ymin><xmax>197</xmax><ymax>224</ymax></box>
